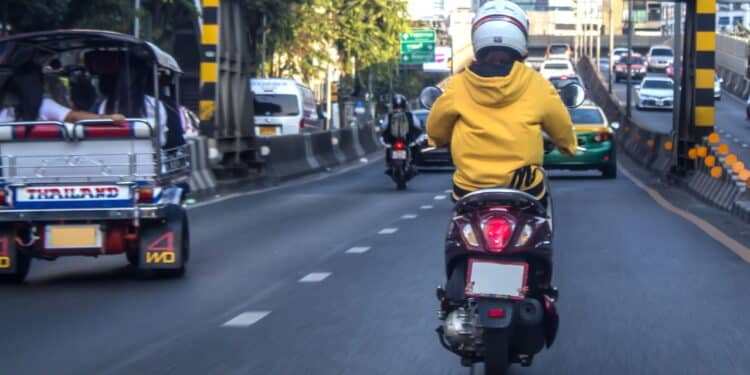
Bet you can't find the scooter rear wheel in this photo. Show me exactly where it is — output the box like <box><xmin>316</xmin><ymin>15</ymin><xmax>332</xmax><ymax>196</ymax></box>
<box><xmin>483</xmin><ymin>329</ymin><xmax>510</xmax><ymax>375</ymax></box>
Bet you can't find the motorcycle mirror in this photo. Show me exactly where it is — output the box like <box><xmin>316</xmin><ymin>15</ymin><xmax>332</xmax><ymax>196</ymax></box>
<box><xmin>558</xmin><ymin>82</ymin><xmax>586</xmax><ymax>108</ymax></box>
<box><xmin>419</xmin><ymin>86</ymin><xmax>443</xmax><ymax>109</ymax></box>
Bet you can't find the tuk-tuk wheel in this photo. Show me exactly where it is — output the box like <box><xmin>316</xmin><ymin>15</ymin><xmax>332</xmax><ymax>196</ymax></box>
<box><xmin>0</xmin><ymin>252</ymin><xmax>31</xmax><ymax>284</ymax></box>
<box><xmin>126</xmin><ymin>252</ymin><xmax>139</xmax><ymax>267</ymax></box>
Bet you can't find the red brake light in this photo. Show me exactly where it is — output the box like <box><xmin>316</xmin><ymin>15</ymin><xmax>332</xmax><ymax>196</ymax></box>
<box><xmin>138</xmin><ymin>187</ymin><xmax>154</xmax><ymax>204</ymax></box>
<box><xmin>0</xmin><ymin>189</ymin><xmax>6</xmax><ymax>206</ymax></box>
<box><xmin>299</xmin><ymin>119</ymin><xmax>304</xmax><ymax>129</ymax></box>
<box><xmin>482</xmin><ymin>216</ymin><xmax>513</xmax><ymax>252</ymax></box>
<box><xmin>560</xmin><ymin>75</ymin><xmax>568</xmax><ymax>80</ymax></box>
<box><xmin>394</xmin><ymin>140</ymin><xmax>406</xmax><ymax>151</ymax></box>
<box><xmin>594</xmin><ymin>132</ymin><xmax>612</xmax><ymax>142</ymax></box>
<box><xmin>488</xmin><ymin>308</ymin><xmax>506</xmax><ymax>318</ymax></box>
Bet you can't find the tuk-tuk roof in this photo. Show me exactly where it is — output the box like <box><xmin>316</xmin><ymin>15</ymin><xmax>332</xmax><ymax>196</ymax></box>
<box><xmin>0</xmin><ymin>29</ymin><xmax>182</xmax><ymax>73</ymax></box>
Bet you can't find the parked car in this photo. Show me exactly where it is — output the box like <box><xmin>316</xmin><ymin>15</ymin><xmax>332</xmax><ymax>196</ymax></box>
<box><xmin>666</xmin><ymin>63</ymin><xmax>674</xmax><ymax>78</ymax></box>
<box><xmin>614</xmin><ymin>54</ymin><xmax>647</xmax><ymax>82</ymax></box>
<box><xmin>636</xmin><ymin>76</ymin><xmax>674</xmax><ymax>110</ymax></box>
<box><xmin>545</xmin><ymin>44</ymin><xmax>572</xmax><ymax>60</ymax></box>
<box><xmin>540</xmin><ymin>59</ymin><xmax>576</xmax><ymax>80</ymax></box>
<box><xmin>525</xmin><ymin>56</ymin><xmax>545</xmax><ymax>71</ymax></box>
<box><xmin>251</xmin><ymin>78</ymin><xmax>320</xmax><ymax>136</ymax></box>
<box><xmin>412</xmin><ymin>109</ymin><xmax>453</xmax><ymax>169</ymax></box>
<box><xmin>715</xmin><ymin>74</ymin><xmax>723</xmax><ymax>100</ymax></box>
<box><xmin>543</xmin><ymin>105</ymin><xmax>617</xmax><ymax>178</ymax></box>
<box><xmin>646</xmin><ymin>46</ymin><xmax>674</xmax><ymax>72</ymax></box>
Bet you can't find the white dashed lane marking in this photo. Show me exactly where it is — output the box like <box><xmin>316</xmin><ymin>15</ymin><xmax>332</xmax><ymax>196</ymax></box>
<box><xmin>379</xmin><ymin>228</ymin><xmax>399</xmax><ymax>235</ymax></box>
<box><xmin>401</xmin><ymin>214</ymin><xmax>418</xmax><ymax>219</ymax></box>
<box><xmin>222</xmin><ymin>311</ymin><xmax>270</xmax><ymax>327</ymax></box>
<box><xmin>434</xmin><ymin>195</ymin><xmax>447</xmax><ymax>200</ymax></box>
<box><xmin>444</xmin><ymin>189</ymin><xmax>452</xmax><ymax>193</ymax></box>
<box><xmin>299</xmin><ymin>272</ymin><xmax>332</xmax><ymax>283</ymax></box>
<box><xmin>345</xmin><ymin>246</ymin><xmax>371</xmax><ymax>254</ymax></box>
<box><xmin>421</xmin><ymin>205</ymin><xmax>434</xmax><ymax>210</ymax></box>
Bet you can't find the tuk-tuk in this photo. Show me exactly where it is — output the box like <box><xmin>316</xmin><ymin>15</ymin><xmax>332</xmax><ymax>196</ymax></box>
<box><xmin>0</xmin><ymin>30</ymin><xmax>191</xmax><ymax>282</ymax></box>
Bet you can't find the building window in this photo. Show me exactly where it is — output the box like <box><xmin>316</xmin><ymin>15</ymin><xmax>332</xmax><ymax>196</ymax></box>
<box><xmin>555</xmin><ymin>23</ymin><xmax>576</xmax><ymax>31</ymax></box>
<box><xmin>734</xmin><ymin>16</ymin><xmax>744</xmax><ymax>26</ymax></box>
<box><xmin>719</xmin><ymin>17</ymin><xmax>731</xmax><ymax>26</ymax></box>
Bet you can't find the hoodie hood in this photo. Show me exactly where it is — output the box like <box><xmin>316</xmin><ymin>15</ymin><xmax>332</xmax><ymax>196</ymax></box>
<box><xmin>462</xmin><ymin>61</ymin><xmax>533</xmax><ymax>107</ymax></box>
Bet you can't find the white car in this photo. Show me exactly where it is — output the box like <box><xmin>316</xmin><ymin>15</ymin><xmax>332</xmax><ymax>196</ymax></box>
<box><xmin>636</xmin><ymin>76</ymin><xmax>674</xmax><ymax>110</ymax></box>
<box><xmin>539</xmin><ymin>60</ymin><xmax>575</xmax><ymax>80</ymax></box>
<box><xmin>612</xmin><ymin>48</ymin><xmax>634</xmax><ymax>63</ymax></box>
<box><xmin>646</xmin><ymin>46</ymin><xmax>674</xmax><ymax>71</ymax></box>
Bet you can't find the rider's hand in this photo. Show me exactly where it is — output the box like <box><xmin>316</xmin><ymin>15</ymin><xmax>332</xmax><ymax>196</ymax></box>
<box><xmin>109</xmin><ymin>114</ymin><xmax>126</xmax><ymax>123</ymax></box>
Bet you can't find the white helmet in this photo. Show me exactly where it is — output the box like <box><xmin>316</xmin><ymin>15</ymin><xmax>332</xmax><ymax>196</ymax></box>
<box><xmin>472</xmin><ymin>0</ymin><xmax>529</xmax><ymax>58</ymax></box>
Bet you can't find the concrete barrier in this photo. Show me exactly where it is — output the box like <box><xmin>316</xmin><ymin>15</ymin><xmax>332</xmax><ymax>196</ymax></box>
<box><xmin>252</xmin><ymin>125</ymin><xmax>382</xmax><ymax>182</ymax></box>
<box><xmin>188</xmin><ymin>136</ymin><xmax>218</xmax><ymax>194</ymax></box>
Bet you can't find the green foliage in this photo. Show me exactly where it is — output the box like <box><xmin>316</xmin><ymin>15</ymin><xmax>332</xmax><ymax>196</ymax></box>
<box><xmin>3</xmin><ymin>0</ymin><xmax>69</xmax><ymax>33</ymax></box>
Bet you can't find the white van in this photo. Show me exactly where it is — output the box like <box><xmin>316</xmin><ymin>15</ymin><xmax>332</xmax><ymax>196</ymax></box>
<box><xmin>250</xmin><ymin>78</ymin><xmax>320</xmax><ymax>136</ymax></box>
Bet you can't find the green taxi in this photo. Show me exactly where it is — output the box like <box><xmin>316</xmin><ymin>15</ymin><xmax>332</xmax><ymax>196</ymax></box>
<box><xmin>544</xmin><ymin>105</ymin><xmax>617</xmax><ymax>178</ymax></box>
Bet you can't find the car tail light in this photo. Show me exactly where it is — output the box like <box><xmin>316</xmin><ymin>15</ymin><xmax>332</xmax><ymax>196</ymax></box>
<box><xmin>488</xmin><ymin>308</ymin><xmax>506</xmax><ymax>318</ymax></box>
<box><xmin>0</xmin><ymin>189</ymin><xmax>6</xmax><ymax>206</ymax></box>
<box><xmin>138</xmin><ymin>187</ymin><xmax>154</xmax><ymax>204</ymax></box>
<box><xmin>394</xmin><ymin>140</ymin><xmax>406</xmax><ymax>151</ymax></box>
<box><xmin>594</xmin><ymin>132</ymin><xmax>612</xmax><ymax>142</ymax></box>
<box><xmin>481</xmin><ymin>216</ymin><xmax>514</xmax><ymax>252</ymax></box>
<box><xmin>299</xmin><ymin>119</ymin><xmax>304</xmax><ymax>129</ymax></box>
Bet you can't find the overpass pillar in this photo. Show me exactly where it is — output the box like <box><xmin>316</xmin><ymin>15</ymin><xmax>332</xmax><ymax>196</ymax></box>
<box><xmin>675</xmin><ymin>0</ymin><xmax>716</xmax><ymax>173</ymax></box>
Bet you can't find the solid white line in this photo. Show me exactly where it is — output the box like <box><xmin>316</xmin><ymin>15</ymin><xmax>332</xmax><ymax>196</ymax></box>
<box><xmin>222</xmin><ymin>311</ymin><xmax>270</xmax><ymax>327</ymax></box>
<box><xmin>299</xmin><ymin>272</ymin><xmax>332</xmax><ymax>283</ymax></box>
<box><xmin>345</xmin><ymin>246</ymin><xmax>371</xmax><ymax>254</ymax></box>
<box><xmin>620</xmin><ymin>164</ymin><xmax>750</xmax><ymax>264</ymax></box>
<box><xmin>420</xmin><ymin>205</ymin><xmax>434</xmax><ymax>210</ymax></box>
<box><xmin>401</xmin><ymin>214</ymin><xmax>418</xmax><ymax>219</ymax></box>
<box><xmin>434</xmin><ymin>195</ymin><xmax>447</xmax><ymax>200</ymax></box>
<box><xmin>444</xmin><ymin>189</ymin><xmax>453</xmax><ymax>193</ymax></box>
<box><xmin>378</xmin><ymin>228</ymin><xmax>399</xmax><ymax>235</ymax></box>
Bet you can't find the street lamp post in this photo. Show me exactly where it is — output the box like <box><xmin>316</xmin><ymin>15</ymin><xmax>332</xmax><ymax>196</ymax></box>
<box><xmin>626</xmin><ymin>0</ymin><xmax>633</xmax><ymax>119</ymax></box>
<box><xmin>608</xmin><ymin>0</ymin><xmax>614</xmax><ymax>92</ymax></box>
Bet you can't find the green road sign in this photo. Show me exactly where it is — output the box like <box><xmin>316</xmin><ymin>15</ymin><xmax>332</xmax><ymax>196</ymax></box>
<box><xmin>400</xmin><ymin>30</ymin><xmax>436</xmax><ymax>64</ymax></box>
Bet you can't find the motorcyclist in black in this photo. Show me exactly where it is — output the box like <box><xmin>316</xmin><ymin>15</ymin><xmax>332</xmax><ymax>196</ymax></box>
<box><xmin>381</xmin><ymin>94</ymin><xmax>422</xmax><ymax>176</ymax></box>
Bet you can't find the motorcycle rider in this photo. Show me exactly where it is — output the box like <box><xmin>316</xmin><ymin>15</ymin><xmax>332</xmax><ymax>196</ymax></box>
<box><xmin>426</xmin><ymin>0</ymin><xmax>578</xmax><ymax>204</ymax></box>
<box><xmin>381</xmin><ymin>94</ymin><xmax>422</xmax><ymax>176</ymax></box>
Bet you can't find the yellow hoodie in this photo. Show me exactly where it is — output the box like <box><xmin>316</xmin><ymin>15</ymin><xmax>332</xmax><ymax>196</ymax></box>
<box><xmin>426</xmin><ymin>61</ymin><xmax>578</xmax><ymax>196</ymax></box>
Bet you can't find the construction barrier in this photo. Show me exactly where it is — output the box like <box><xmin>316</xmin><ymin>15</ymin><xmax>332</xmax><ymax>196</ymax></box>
<box><xmin>188</xmin><ymin>136</ymin><xmax>218</xmax><ymax>194</ymax></box>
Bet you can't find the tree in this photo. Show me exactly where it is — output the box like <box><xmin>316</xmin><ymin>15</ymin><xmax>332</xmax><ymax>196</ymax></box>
<box><xmin>3</xmin><ymin>0</ymin><xmax>69</xmax><ymax>33</ymax></box>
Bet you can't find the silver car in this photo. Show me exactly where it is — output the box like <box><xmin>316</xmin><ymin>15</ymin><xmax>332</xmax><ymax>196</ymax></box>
<box><xmin>636</xmin><ymin>76</ymin><xmax>674</xmax><ymax>110</ymax></box>
<box><xmin>646</xmin><ymin>46</ymin><xmax>674</xmax><ymax>71</ymax></box>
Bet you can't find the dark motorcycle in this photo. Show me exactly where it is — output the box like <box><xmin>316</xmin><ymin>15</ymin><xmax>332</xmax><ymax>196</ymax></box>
<box><xmin>419</xmin><ymin>82</ymin><xmax>586</xmax><ymax>375</ymax></box>
<box><xmin>383</xmin><ymin>112</ymin><xmax>420</xmax><ymax>190</ymax></box>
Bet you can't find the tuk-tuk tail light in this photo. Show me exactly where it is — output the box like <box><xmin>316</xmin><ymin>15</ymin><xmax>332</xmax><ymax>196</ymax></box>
<box><xmin>137</xmin><ymin>187</ymin><xmax>154</xmax><ymax>204</ymax></box>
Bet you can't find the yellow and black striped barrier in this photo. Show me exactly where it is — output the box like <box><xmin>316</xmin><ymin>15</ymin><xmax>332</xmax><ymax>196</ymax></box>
<box><xmin>200</xmin><ymin>0</ymin><xmax>219</xmax><ymax>128</ymax></box>
<box><xmin>694</xmin><ymin>0</ymin><xmax>716</xmax><ymax>136</ymax></box>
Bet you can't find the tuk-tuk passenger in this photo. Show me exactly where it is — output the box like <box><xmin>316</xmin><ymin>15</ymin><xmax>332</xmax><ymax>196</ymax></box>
<box><xmin>0</xmin><ymin>47</ymin><xmax>125</xmax><ymax>124</ymax></box>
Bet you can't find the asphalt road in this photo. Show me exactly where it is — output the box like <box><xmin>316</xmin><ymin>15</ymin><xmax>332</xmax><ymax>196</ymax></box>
<box><xmin>2</xmin><ymin>159</ymin><xmax>750</xmax><ymax>374</ymax></box>
<box><xmin>603</xmin><ymin>71</ymin><xmax>750</xmax><ymax>163</ymax></box>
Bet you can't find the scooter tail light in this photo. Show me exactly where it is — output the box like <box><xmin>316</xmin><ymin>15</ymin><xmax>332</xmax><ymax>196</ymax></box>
<box><xmin>393</xmin><ymin>140</ymin><xmax>406</xmax><ymax>151</ymax></box>
<box><xmin>481</xmin><ymin>216</ymin><xmax>514</xmax><ymax>253</ymax></box>
<box><xmin>515</xmin><ymin>224</ymin><xmax>534</xmax><ymax>247</ymax></box>
<box><xmin>594</xmin><ymin>132</ymin><xmax>612</xmax><ymax>142</ymax></box>
<box><xmin>488</xmin><ymin>308</ymin><xmax>506</xmax><ymax>318</ymax></box>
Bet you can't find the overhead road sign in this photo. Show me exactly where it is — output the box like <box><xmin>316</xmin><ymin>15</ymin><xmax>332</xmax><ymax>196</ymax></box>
<box><xmin>401</xmin><ymin>30</ymin><xmax>436</xmax><ymax>64</ymax></box>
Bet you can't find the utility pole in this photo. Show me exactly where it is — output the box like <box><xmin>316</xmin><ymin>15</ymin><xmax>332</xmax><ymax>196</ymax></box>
<box><xmin>672</xmin><ymin>2</ymin><xmax>682</xmax><ymax>142</ymax></box>
<box><xmin>134</xmin><ymin>0</ymin><xmax>141</xmax><ymax>38</ymax></box>
<box><xmin>626</xmin><ymin>0</ymin><xmax>633</xmax><ymax>119</ymax></box>
<box><xmin>608</xmin><ymin>0</ymin><xmax>614</xmax><ymax>93</ymax></box>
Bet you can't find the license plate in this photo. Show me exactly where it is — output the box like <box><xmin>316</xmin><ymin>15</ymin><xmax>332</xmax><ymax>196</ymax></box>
<box><xmin>45</xmin><ymin>225</ymin><xmax>102</xmax><ymax>249</ymax></box>
<box><xmin>259</xmin><ymin>127</ymin><xmax>278</xmax><ymax>136</ymax></box>
<box><xmin>465</xmin><ymin>260</ymin><xmax>528</xmax><ymax>299</ymax></box>
<box><xmin>392</xmin><ymin>150</ymin><xmax>407</xmax><ymax>159</ymax></box>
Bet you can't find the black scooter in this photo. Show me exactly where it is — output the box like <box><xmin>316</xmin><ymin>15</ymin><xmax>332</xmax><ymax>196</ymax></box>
<box><xmin>419</xmin><ymin>83</ymin><xmax>586</xmax><ymax>375</ymax></box>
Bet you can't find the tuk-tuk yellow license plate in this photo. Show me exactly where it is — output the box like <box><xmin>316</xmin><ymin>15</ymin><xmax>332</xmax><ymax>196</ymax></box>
<box><xmin>259</xmin><ymin>127</ymin><xmax>278</xmax><ymax>136</ymax></box>
<box><xmin>45</xmin><ymin>225</ymin><xmax>102</xmax><ymax>249</ymax></box>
